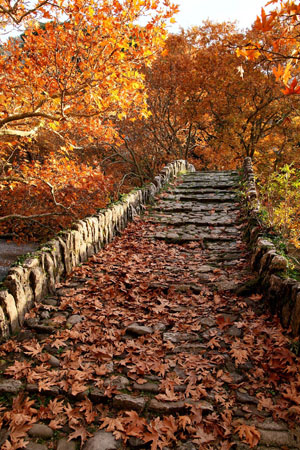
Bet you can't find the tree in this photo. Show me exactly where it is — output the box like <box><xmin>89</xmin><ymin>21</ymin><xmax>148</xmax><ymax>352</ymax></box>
<box><xmin>103</xmin><ymin>32</ymin><xmax>213</xmax><ymax>182</ymax></box>
<box><xmin>0</xmin><ymin>0</ymin><xmax>177</xmax><ymax>240</ymax></box>
<box><xmin>237</xmin><ymin>1</ymin><xmax>300</xmax><ymax>93</ymax></box>
<box><xmin>103</xmin><ymin>22</ymin><xmax>298</xmax><ymax>183</ymax></box>
<box><xmin>0</xmin><ymin>0</ymin><xmax>177</xmax><ymax>143</ymax></box>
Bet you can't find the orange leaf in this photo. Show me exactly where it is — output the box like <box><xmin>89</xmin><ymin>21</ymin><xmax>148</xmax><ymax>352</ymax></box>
<box><xmin>235</xmin><ymin>424</ymin><xmax>260</xmax><ymax>448</ymax></box>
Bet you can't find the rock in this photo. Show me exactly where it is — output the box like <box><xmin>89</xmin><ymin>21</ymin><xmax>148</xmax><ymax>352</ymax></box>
<box><xmin>133</xmin><ymin>382</ymin><xmax>160</xmax><ymax>393</ymax></box>
<box><xmin>163</xmin><ymin>332</ymin><xmax>198</xmax><ymax>343</ymax></box>
<box><xmin>215</xmin><ymin>280</ymin><xmax>239</xmax><ymax>291</ymax></box>
<box><xmin>113</xmin><ymin>394</ymin><xmax>146</xmax><ymax>412</ymax></box>
<box><xmin>104</xmin><ymin>376</ymin><xmax>130</xmax><ymax>390</ymax></box>
<box><xmin>0</xmin><ymin>290</ymin><xmax>20</xmax><ymax>333</ymax></box>
<box><xmin>57</xmin><ymin>438</ymin><xmax>77</xmax><ymax>450</ymax></box>
<box><xmin>48</xmin><ymin>354</ymin><xmax>60</xmax><ymax>367</ymax></box>
<box><xmin>198</xmin><ymin>265</ymin><xmax>214</xmax><ymax>273</ymax></box>
<box><xmin>25</xmin><ymin>318</ymin><xmax>55</xmax><ymax>334</ymax></box>
<box><xmin>257</xmin><ymin>420</ymin><xmax>287</xmax><ymax>432</ymax></box>
<box><xmin>40</xmin><ymin>311</ymin><xmax>50</xmax><ymax>320</ymax></box>
<box><xmin>148</xmin><ymin>399</ymin><xmax>213</xmax><ymax>414</ymax></box>
<box><xmin>28</xmin><ymin>424</ymin><xmax>53</xmax><ymax>439</ymax></box>
<box><xmin>89</xmin><ymin>387</ymin><xmax>106</xmax><ymax>403</ymax></box>
<box><xmin>0</xmin><ymin>428</ymin><xmax>9</xmax><ymax>447</ymax></box>
<box><xmin>236</xmin><ymin>392</ymin><xmax>258</xmax><ymax>404</ymax></box>
<box><xmin>153</xmin><ymin>323</ymin><xmax>167</xmax><ymax>332</ymax></box>
<box><xmin>175</xmin><ymin>443</ymin><xmax>197</xmax><ymax>450</ymax></box>
<box><xmin>190</xmin><ymin>400</ymin><xmax>214</xmax><ymax>412</ymax></box>
<box><xmin>228</xmin><ymin>372</ymin><xmax>244</xmax><ymax>384</ymax></box>
<box><xmin>26</xmin><ymin>383</ymin><xmax>60</xmax><ymax>396</ymax></box>
<box><xmin>67</xmin><ymin>315</ymin><xmax>84</xmax><ymax>326</ymax></box>
<box><xmin>199</xmin><ymin>317</ymin><xmax>215</xmax><ymax>327</ymax></box>
<box><xmin>228</xmin><ymin>325</ymin><xmax>242</xmax><ymax>338</ymax></box>
<box><xmin>42</xmin><ymin>298</ymin><xmax>58</xmax><ymax>306</ymax></box>
<box><xmin>269</xmin><ymin>255</ymin><xmax>288</xmax><ymax>272</ymax></box>
<box><xmin>0</xmin><ymin>379</ymin><xmax>23</xmax><ymax>393</ymax></box>
<box><xmin>126</xmin><ymin>323</ymin><xmax>153</xmax><ymax>336</ymax></box>
<box><xmin>127</xmin><ymin>437</ymin><xmax>145</xmax><ymax>448</ymax></box>
<box><xmin>148</xmin><ymin>399</ymin><xmax>186</xmax><ymax>414</ymax></box>
<box><xmin>26</xmin><ymin>444</ymin><xmax>48</xmax><ymax>450</ymax></box>
<box><xmin>106</xmin><ymin>362</ymin><xmax>114</xmax><ymax>373</ymax></box>
<box><xmin>83</xmin><ymin>431</ymin><xmax>121</xmax><ymax>450</ymax></box>
<box><xmin>173</xmin><ymin>343</ymin><xmax>206</xmax><ymax>354</ymax></box>
<box><xmin>259</xmin><ymin>429</ymin><xmax>299</xmax><ymax>447</ymax></box>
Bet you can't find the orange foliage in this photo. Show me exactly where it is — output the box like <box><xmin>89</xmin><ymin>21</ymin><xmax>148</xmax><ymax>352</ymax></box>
<box><xmin>105</xmin><ymin>23</ymin><xmax>297</xmax><ymax>183</ymax></box>
<box><xmin>238</xmin><ymin>1</ymin><xmax>300</xmax><ymax>91</ymax></box>
<box><xmin>0</xmin><ymin>0</ymin><xmax>177</xmax><ymax>240</ymax></box>
<box><xmin>0</xmin><ymin>156</ymin><xmax>112</xmax><ymax>241</ymax></box>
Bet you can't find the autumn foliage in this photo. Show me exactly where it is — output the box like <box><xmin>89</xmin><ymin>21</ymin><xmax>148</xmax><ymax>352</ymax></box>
<box><xmin>0</xmin><ymin>0</ymin><xmax>300</xmax><ymax>247</ymax></box>
<box><xmin>238</xmin><ymin>1</ymin><xmax>300</xmax><ymax>92</ymax></box>
<box><xmin>0</xmin><ymin>156</ymin><xmax>113</xmax><ymax>240</ymax></box>
<box><xmin>0</xmin><ymin>0</ymin><xmax>177</xmax><ymax>240</ymax></box>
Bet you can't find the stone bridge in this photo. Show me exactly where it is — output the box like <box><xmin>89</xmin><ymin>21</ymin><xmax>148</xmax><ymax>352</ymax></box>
<box><xmin>0</xmin><ymin>160</ymin><xmax>300</xmax><ymax>449</ymax></box>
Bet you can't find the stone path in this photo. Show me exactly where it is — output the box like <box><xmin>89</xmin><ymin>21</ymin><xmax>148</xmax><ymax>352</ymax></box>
<box><xmin>0</xmin><ymin>170</ymin><xmax>300</xmax><ymax>450</ymax></box>
<box><xmin>145</xmin><ymin>170</ymin><xmax>251</xmax><ymax>293</ymax></box>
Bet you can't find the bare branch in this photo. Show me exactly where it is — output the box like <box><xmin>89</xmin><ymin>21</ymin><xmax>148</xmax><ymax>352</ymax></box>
<box><xmin>0</xmin><ymin>212</ymin><xmax>66</xmax><ymax>223</ymax></box>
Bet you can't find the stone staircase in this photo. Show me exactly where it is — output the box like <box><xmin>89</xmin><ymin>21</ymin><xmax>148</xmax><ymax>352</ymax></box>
<box><xmin>0</xmin><ymin>169</ymin><xmax>299</xmax><ymax>450</ymax></box>
<box><xmin>146</xmin><ymin>170</ymin><xmax>251</xmax><ymax>292</ymax></box>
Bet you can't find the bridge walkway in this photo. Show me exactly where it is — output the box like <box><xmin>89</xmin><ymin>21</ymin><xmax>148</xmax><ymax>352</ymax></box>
<box><xmin>0</xmin><ymin>170</ymin><xmax>299</xmax><ymax>449</ymax></box>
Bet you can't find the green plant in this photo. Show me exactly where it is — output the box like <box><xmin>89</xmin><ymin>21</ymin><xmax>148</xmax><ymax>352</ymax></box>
<box><xmin>258</xmin><ymin>164</ymin><xmax>300</xmax><ymax>248</ymax></box>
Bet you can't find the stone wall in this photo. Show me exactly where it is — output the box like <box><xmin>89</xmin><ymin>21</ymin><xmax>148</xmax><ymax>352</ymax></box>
<box><xmin>0</xmin><ymin>160</ymin><xmax>195</xmax><ymax>338</ymax></box>
<box><xmin>243</xmin><ymin>157</ymin><xmax>300</xmax><ymax>337</ymax></box>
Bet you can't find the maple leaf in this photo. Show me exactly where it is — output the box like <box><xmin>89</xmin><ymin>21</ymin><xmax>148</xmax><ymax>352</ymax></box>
<box><xmin>282</xmin><ymin>383</ymin><xmax>300</xmax><ymax>405</ymax></box>
<box><xmin>288</xmin><ymin>405</ymin><xmax>300</xmax><ymax>416</ymax></box>
<box><xmin>216</xmin><ymin>315</ymin><xmax>232</xmax><ymax>329</ymax></box>
<box><xmin>178</xmin><ymin>415</ymin><xmax>192</xmax><ymax>430</ymax></box>
<box><xmin>95</xmin><ymin>365</ymin><xmax>110</xmax><ymax>376</ymax></box>
<box><xmin>78</xmin><ymin>399</ymin><xmax>97</xmax><ymax>424</ymax></box>
<box><xmin>161</xmin><ymin>415</ymin><xmax>178</xmax><ymax>440</ymax></box>
<box><xmin>230</xmin><ymin>341</ymin><xmax>249</xmax><ymax>366</ymax></box>
<box><xmin>249</xmin><ymin>294</ymin><xmax>263</xmax><ymax>302</ymax></box>
<box><xmin>100</xmin><ymin>417</ymin><xmax>125</xmax><ymax>433</ymax></box>
<box><xmin>282</xmin><ymin>77</ymin><xmax>300</xmax><ymax>95</ymax></box>
<box><xmin>23</xmin><ymin>342</ymin><xmax>43</xmax><ymax>357</ymax></box>
<box><xmin>38</xmin><ymin>378</ymin><xmax>58</xmax><ymax>392</ymax></box>
<box><xmin>193</xmin><ymin>426</ymin><xmax>216</xmax><ymax>444</ymax></box>
<box><xmin>47</xmin><ymin>398</ymin><xmax>65</xmax><ymax>416</ymax></box>
<box><xmin>257</xmin><ymin>395</ymin><xmax>274</xmax><ymax>411</ymax></box>
<box><xmin>143</xmin><ymin>417</ymin><xmax>170</xmax><ymax>450</ymax></box>
<box><xmin>70</xmin><ymin>381</ymin><xmax>88</xmax><ymax>397</ymax></box>
<box><xmin>213</xmin><ymin>293</ymin><xmax>222</xmax><ymax>305</ymax></box>
<box><xmin>49</xmin><ymin>416</ymin><xmax>66</xmax><ymax>430</ymax></box>
<box><xmin>235</xmin><ymin>424</ymin><xmax>260</xmax><ymax>448</ymax></box>
<box><xmin>5</xmin><ymin>360</ymin><xmax>32</xmax><ymax>379</ymax></box>
<box><xmin>68</xmin><ymin>425</ymin><xmax>90</xmax><ymax>444</ymax></box>
<box><xmin>215</xmin><ymin>392</ymin><xmax>227</xmax><ymax>405</ymax></box>
<box><xmin>135</xmin><ymin>378</ymin><xmax>148</xmax><ymax>385</ymax></box>
<box><xmin>155</xmin><ymin>386</ymin><xmax>179</xmax><ymax>401</ymax></box>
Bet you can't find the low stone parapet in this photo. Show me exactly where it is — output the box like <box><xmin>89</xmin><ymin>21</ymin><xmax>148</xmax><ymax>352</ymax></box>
<box><xmin>0</xmin><ymin>160</ymin><xmax>195</xmax><ymax>338</ymax></box>
<box><xmin>243</xmin><ymin>157</ymin><xmax>300</xmax><ymax>336</ymax></box>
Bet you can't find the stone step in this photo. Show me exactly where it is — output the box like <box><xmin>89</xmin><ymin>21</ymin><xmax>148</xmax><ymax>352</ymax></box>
<box><xmin>183</xmin><ymin>174</ymin><xmax>239</xmax><ymax>181</ymax></box>
<box><xmin>150</xmin><ymin>231</ymin><xmax>241</xmax><ymax>243</ymax></box>
<box><xmin>172</xmin><ymin>188</ymin><xmax>237</xmax><ymax>195</ymax></box>
<box><xmin>174</xmin><ymin>186</ymin><xmax>237</xmax><ymax>192</ymax></box>
<box><xmin>153</xmin><ymin>201</ymin><xmax>239</xmax><ymax>211</ymax></box>
<box><xmin>151</xmin><ymin>223</ymin><xmax>241</xmax><ymax>234</ymax></box>
<box><xmin>205</xmin><ymin>240</ymin><xmax>243</xmax><ymax>250</ymax></box>
<box><xmin>149</xmin><ymin>210</ymin><xmax>238</xmax><ymax>219</ymax></box>
<box><xmin>162</xmin><ymin>194</ymin><xmax>238</xmax><ymax>203</ymax></box>
<box><xmin>148</xmin><ymin>217</ymin><xmax>237</xmax><ymax>226</ymax></box>
<box><xmin>185</xmin><ymin>170</ymin><xmax>239</xmax><ymax>176</ymax></box>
